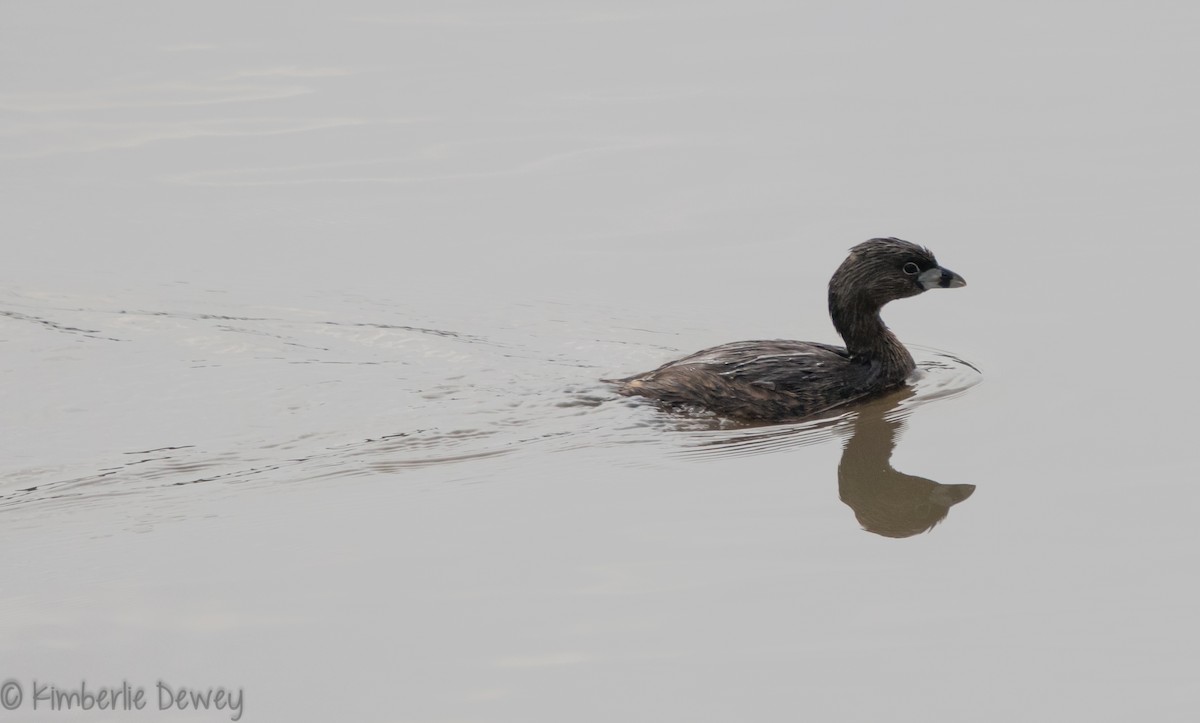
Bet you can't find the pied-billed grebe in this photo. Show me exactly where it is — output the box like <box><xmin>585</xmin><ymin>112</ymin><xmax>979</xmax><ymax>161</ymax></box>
<box><xmin>610</xmin><ymin>237</ymin><xmax>966</xmax><ymax>421</ymax></box>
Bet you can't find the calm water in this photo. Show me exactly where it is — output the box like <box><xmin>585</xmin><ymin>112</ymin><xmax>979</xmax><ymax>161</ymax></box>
<box><xmin>3</xmin><ymin>2</ymin><xmax>1199</xmax><ymax>721</ymax></box>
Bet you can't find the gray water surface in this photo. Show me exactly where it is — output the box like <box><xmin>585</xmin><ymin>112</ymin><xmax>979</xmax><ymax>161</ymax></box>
<box><xmin>4</xmin><ymin>1</ymin><xmax>1199</xmax><ymax>721</ymax></box>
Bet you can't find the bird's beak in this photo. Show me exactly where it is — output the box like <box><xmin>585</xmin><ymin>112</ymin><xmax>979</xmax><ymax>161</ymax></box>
<box><xmin>918</xmin><ymin>266</ymin><xmax>966</xmax><ymax>290</ymax></box>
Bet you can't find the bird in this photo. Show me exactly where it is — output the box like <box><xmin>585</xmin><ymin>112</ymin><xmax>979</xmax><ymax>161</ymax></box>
<box><xmin>609</xmin><ymin>237</ymin><xmax>966</xmax><ymax>422</ymax></box>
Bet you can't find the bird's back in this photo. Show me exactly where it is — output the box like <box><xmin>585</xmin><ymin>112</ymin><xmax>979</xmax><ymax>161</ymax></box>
<box><xmin>615</xmin><ymin>339</ymin><xmax>888</xmax><ymax>421</ymax></box>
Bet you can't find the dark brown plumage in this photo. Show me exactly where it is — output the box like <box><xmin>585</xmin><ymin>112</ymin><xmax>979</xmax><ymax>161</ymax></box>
<box><xmin>609</xmin><ymin>237</ymin><xmax>966</xmax><ymax>421</ymax></box>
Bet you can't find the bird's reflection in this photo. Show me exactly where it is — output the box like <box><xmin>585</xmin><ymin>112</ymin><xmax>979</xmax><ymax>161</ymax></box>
<box><xmin>682</xmin><ymin>387</ymin><xmax>975</xmax><ymax>537</ymax></box>
<box><xmin>837</xmin><ymin>389</ymin><xmax>974</xmax><ymax>538</ymax></box>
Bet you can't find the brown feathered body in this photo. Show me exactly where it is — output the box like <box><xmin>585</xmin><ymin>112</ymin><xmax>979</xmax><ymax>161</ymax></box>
<box><xmin>611</xmin><ymin>238</ymin><xmax>965</xmax><ymax>422</ymax></box>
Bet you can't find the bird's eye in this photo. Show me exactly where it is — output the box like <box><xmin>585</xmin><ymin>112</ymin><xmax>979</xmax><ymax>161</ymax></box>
<box><xmin>903</xmin><ymin>262</ymin><xmax>920</xmax><ymax>275</ymax></box>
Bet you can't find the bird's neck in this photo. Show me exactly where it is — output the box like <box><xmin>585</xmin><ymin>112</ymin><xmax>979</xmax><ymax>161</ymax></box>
<box><xmin>829</xmin><ymin>293</ymin><xmax>915</xmax><ymax>379</ymax></box>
